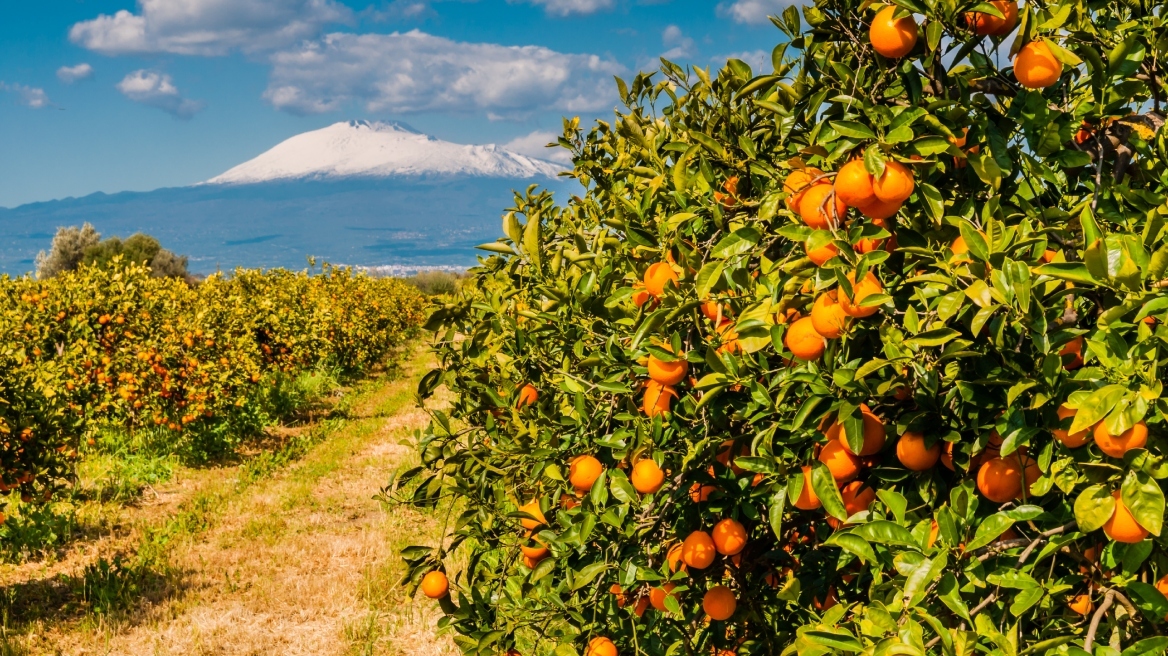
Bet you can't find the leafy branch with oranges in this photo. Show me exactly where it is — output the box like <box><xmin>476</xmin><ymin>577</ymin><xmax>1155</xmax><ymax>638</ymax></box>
<box><xmin>406</xmin><ymin>0</ymin><xmax>1168</xmax><ymax>653</ymax></box>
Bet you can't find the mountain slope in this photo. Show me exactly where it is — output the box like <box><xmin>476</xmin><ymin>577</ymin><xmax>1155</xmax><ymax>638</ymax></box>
<box><xmin>206</xmin><ymin>120</ymin><xmax>563</xmax><ymax>184</ymax></box>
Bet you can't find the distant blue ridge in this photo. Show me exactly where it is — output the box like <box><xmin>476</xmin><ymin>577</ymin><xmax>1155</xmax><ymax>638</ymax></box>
<box><xmin>0</xmin><ymin>176</ymin><xmax>577</xmax><ymax>276</ymax></box>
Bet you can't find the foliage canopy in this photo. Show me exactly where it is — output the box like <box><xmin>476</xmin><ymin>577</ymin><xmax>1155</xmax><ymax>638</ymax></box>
<box><xmin>408</xmin><ymin>0</ymin><xmax>1168</xmax><ymax>654</ymax></box>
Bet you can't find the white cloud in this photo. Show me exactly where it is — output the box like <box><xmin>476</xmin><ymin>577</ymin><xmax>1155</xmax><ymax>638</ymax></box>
<box><xmin>57</xmin><ymin>63</ymin><xmax>95</xmax><ymax>84</ymax></box>
<box><xmin>716</xmin><ymin>0</ymin><xmax>797</xmax><ymax>24</ymax></box>
<box><xmin>502</xmin><ymin>130</ymin><xmax>573</xmax><ymax>164</ymax></box>
<box><xmin>70</xmin><ymin>0</ymin><xmax>352</xmax><ymax>56</ymax></box>
<box><xmin>715</xmin><ymin>49</ymin><xmax>770</xmax><ymax>73</ymax></box>
<box><xmin>0</xmin><ymin>83</ymin><xmax>50</xmax><ymax>109</ymax></box>
<box><xmin>116</xmin><ymin>70</ymin><xmax>205</xmax><ymax>118</ymax></box>
<box><xmin>661</xmin><ymin>24</ymin><xmax>694</xmax><ymax>60</ymax></box>
<box><xmin>263</xmin><ymin>30</ymin><xmax>624</xmax><ymax>117</ymax></box>
<box><xmin>512</xmin><ymin>0</ymin><xmax>615</xmax><ymax>17</ymax></box>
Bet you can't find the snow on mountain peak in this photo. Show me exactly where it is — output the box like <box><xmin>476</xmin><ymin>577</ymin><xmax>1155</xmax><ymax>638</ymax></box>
<box><xmin>205</xmin><ymin>120</ymin><xmax>564</xmax><ymax>185</ymax></box>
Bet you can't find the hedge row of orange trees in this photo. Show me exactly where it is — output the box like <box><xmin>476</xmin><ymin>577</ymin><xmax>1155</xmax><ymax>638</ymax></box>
<box><xmin>0</xmin><ymin>261</ymin><xmax>425</xmax><ymax>513</ymax></box>
<box><xmin>404</xmin><ymin>0</ymin><xmax>1168</xmax><ymax>652</ymax></box>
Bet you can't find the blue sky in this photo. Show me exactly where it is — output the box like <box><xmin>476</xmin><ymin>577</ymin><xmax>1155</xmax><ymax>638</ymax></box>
<box><xmin>0</xmin><ymin>0</ymin><xmax>790</xmax><ymax>208</ymax></box>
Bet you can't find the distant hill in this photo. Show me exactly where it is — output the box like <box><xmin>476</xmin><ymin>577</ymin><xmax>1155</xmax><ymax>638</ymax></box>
<box><xmin>0</xmin><ymin>121</ymin><xmax>572</xmax><ymax>276</ymax></box>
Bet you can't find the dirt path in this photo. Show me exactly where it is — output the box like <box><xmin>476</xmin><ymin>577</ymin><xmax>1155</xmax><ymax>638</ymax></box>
<box><xmin>5</xmin><ymin>347</ymin><xmax>457</xmax><ymax>656</ymax></box>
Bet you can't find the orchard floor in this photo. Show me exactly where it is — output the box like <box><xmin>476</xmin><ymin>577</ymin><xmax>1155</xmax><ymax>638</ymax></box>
<box><xmin>0</xmin><ymin>346</ymin><xmax>457</xmax><ymax>656</ymax></box>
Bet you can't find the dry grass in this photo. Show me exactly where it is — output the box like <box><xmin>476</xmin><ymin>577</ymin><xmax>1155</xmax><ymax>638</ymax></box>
<box><xmin>0</xmin><ymin>347</ymin><xmax>458</xmax><ymax>656</ymax></box>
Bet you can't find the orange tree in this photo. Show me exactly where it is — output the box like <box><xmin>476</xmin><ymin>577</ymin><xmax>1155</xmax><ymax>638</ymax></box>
<box><xmin>405</xmin><ymin>0</ymin><xmax>1168</xmax><ymax>653</ymax></box>
<box><xmin>0</xmin><ymin>261</ymin><xmax>425</xmax><ymax>513</ymax></box>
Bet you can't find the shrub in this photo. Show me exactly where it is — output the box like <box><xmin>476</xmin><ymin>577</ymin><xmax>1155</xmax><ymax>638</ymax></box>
<box><xmin>403</xmin><ymin>270</ymin><xmax>464</xmax><ymax>296</ymax></box>
<box><xmin>35</xmin><ymin>223</ymin><xmax>100</xmax><ymax>280</ymax></box>
<box><xmin>405</xmin><ymin>0</ymin><xmax>1168</xmax><ymax>653</ymax></box>
<box><xmin>36</xmin><ymin>225</ymin><xmax>191</xmax><ymax>281</ymax></box>
<box><xmin>0</xmin><ymin>260</ymin><xmax>426</xmax><ymax>512</ymax></box>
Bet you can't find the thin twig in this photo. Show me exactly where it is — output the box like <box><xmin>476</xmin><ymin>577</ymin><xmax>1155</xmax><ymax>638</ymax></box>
<box><xmin>1084</xmin><ymin>589</ymin><xmax>1115</xmax><ymax>652</ymax></box>
<box><xmin>1017</xmin><ymin>521</ymin><xmax>1076</xmax><ymax>566</ymax></box>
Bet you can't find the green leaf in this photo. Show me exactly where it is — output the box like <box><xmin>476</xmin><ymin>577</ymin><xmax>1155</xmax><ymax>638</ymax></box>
<box><xmin>711</xmin><ymin>227</ymin><xmax>761</xmax><ymax>259</ymax></box>
<box><xmin>854</xmin><ymin>520</ymin><xmax>918</xmax><ymax>547</ymax></box>
<box><xmin>937</xmin><ymin>573</ymin><xmax>971</xmax><ymax>622</ymax></box>
<box><xmin>958</xmin><ymin>222</ymin><xmax>990</xmax><ymax>262</ymax></box>
<box><xmin>695</xmin><ymin>261</ymin><xmax>724</xmax><ymax>299</ymax></box>
<box><xmin>1121</xmin><ymin>637</ymin><xmax>1168</xmax><ymax>656</ymax></box>
<box><xmin>1074</xmin><ymin>484</ymin><xmax>1116</xmax><ymax>532</ymax></box>
<box><xmin>804</xmin><ymin>630</ymin><xmax>863</xmax><ymax>652</ymax></box>
<box><xmin>876</xmin><ymin>489</ymin><xmax>907</xmax><ymax>525</ymax></box>
<box><xmin>904</xmin><ymin>328</ymin><xmax>959</xmax><ymax>348</ymax></box>
<box><xmin>812</xmin><ymin>460</ymin><xmax>848</xmax><ymax>521</ymax></box>
<box><xmin>1126</xmin><ymin>582</ymin><xmax>1168</xmax><ymax>623</ymax></box>
<box><xmin>1033</xmin><ymin>262</ymin><xmax>1098</xmax><ymax>285</ymax></box>
<box><xmin>769</xmin><ymin>488</ymin><xmax>787</xmax><ymax>539</ymax></box>
<box><xmin>825</xmin><ymin>531</ymin><xmax>878</xmax><ymax>564</ymax></box>
<box><xmin>688</xmin><ymin>131</ymin><xmax>727</xmax><ymax>159</ymax></box>
<box><xmin>965</xmin><ymin>512</ymin><xmax>1015</xmax><ymax>551</ymax></box>
<box><xmin>1070</xmin><ymin>384</ymin><xmax>1127</xmax><ymax>434</ymax></box>
<box><xmin>830</xmin><ymin>121</ymin><xmax>876</xmax><ymax>140</ymax></box>
<box><xmin>1122</xmin><ymin>469</ymin><xmax>1164</xmax><ymax>536</ymax></box>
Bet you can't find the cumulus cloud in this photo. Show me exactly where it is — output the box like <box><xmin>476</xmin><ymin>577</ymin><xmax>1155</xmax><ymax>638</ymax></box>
<box><xmin>0</xmin><ymin>83</ymin><xmax>50</xmax><ymax>108</ymax></box>
<box><xmin>716</xmin><ymin>0</ymin><xmax>797</xmax><ymax>24</ymax></box>
<box><xmin>57</xmin><ymin>63</ymin><xmax>95</xmax><ymax>84</ymax></box>
<box><xmin>70</xmin><ymin>0</ymin><xmax>352</xmax><ymax>56</ymax></box>
<box><xmin>263</xmin><ymin>30</ymin><xmax>624</xmax><ymax>117</ymax></box>
<box><xmin>512</xmin><ymin>0</ymin><xmax>615</xmax><ymax>17</ymax></box>
<box><xmin>502</xmin><ymin>130</ymin><xmax>573</xmax><ymax>164</ymax></box>
<box><xmin>116</xmin><ymin>70</ymin><xmax>205</xmax><ymax>118</ymax></box>
<box><xmin>661</xmin><ymin>25</ymin><xmax>694</xmax><ymax>60</ymax></box>
<box><xmin>715</xmin><ymin>49</ymin><xmax>770</xmax><ymax>73</ymax></box>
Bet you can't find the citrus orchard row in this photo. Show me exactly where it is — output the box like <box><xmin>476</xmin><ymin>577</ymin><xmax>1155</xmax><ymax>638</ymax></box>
<box><xmin>0</xmin><ymin>260</ymin><xmax>425</xmax><ymax>516</ymax></box>
<box><xmin>401</xmin><ymin>0</ymin><xmax>1168</xmax><ymax>652</ymax></box>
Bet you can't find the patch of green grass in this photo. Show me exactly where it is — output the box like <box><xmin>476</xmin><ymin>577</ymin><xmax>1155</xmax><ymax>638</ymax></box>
<box><xmin>0</xmin><ymin>500</ymin><xmax>79</xmax><ymax>564</ymax></box>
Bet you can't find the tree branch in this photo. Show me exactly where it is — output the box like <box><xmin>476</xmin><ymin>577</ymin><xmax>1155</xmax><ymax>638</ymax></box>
<box><xmin>1084</xmin><ymin>589</ymin><xmax>1115</xmax><ymax>652</ymax></box>
<box><xmin>1017</xmin><ymin>521</ymin><xmax>1076</xmax><ymax>566</ymax></box>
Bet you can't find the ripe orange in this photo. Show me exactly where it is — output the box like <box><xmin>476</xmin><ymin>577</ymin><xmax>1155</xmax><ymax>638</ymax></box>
<box><xmin>518</xmin><ymin>500</ymin><xmax>547</xmax><ymax>530</ymax></box>
<box><xmin>1104</xmin><ymin>491</ymin><xmax>1150</xmax><ymax>543</ymax></box>
<box><xmin>834</xmin><ymin>160</ymin><xmax>876</xmax><ymax>207</ymax></box>
<box><xmin>793</xmin><ymin>465</ymin><xmax>821</xmax><ymax>510</ymax></box>
<box><xmin>644</xmin><ymin>262</ymin><xmax>679</xmax><ymax>297</ymax></box>
<box><xmin>585</xmin><ymin>637</ymin><xmax>618</xmax><ymax>656</ymax></box>
<box><xmin>1094</xmin><ymin>421</ymin><xmax>1147</xmax><ymax>458</ymax></box>
<box><xmin>712</xmin><ymin>518</ymin><xmax>748</xmax><ymax>555</ymax></box>
<box><xmin>520</xmin><ymin>539</ymin><xmax>549</xmax><ymax>560</ymax></box>
<box><xmin>715</xmin><ymin>320</ymin><xmax>741</xmax><ymax>355</ymax></box>
<box><xmin>631</xmin><ymin>459</ymin><xmax>665</xmax><ymax>494</ymax></box>
<box><xmin>569</xmin><ymin>455</ymin><xmax>604</xmax><ymax>493</ymax></box>
<box><xmin>1068</xmin><ymin>593</ymin><xmax>1094</xmax><ymax>616</ymax></box>
<box><xmin>647</xmin><ymin>351</ymin><xmax>688</xmax><ymax>386</ymax></box>
<box><xmin>967</xmin><ymin>0</ymin><xmax>1018</xmax><ymax>36</ymax></box>
<box><xmin>810</xmin><ymin>291</ymin><xmax>848</xmax><ymax>339</ymax></box>
<box><xmin>631</xmin><ymin>284</ymin><xmax>651</xmax><ymax>308</ymax></box>
<box><xmin>421</xmin><ymin>570</ymin><xmax>449</xmax><ymax>598</ymax></box>
<box><xmin>825</xmin><ymin>403</ymin><xmax>886</xmax><ymax>456</ymax></box>
<box><xmin>785</xmin><ymin>317</ymin><xmax>827</xmax><ymax>361</ymax></box>
<box><xmin>642</xmin><ymin>380</ymin><xmax>676</xmax><ymax>417</ymax></box>
<box><xmin>667</xmin><ymin>543</ymin><xmax>686</xmax><ymax>572</ymax></box>
<box><xmin>784</xmin><ymin>167</ymin><xmax>824</xmax><ymax>210</ymax></box>
<box><xmin>940</xmin><ymin>440</ymin><xmax>955</xmax><ymax>470</ymax></box>
<box><xmin>977</xmin><ymin>457</ymin><xmax>1022</xmax><ymax>503</ymax></box>
<box><xmin>869</xmin><ymin>5</ymin><xmax>918</xmax><ymax>58</ymax></box>
<box><xmin>689</xmin><ymin>482</ymin><xmax>717</xmax><ymax>502</ymax></box>
<box><xmin>819</xmin><ymin>439</ymin><xmax>862</xmax><ymax>482</ymax></box>
<box><xmin>1156</xmin><ymin>575</ymin><xmax>1168</xmax><ymax>618</ymax></box>
<box><xmin>858</xmin><ymin>197</ymin><xmax>902</xmax><ymax>220</ymax></box>
<box><xmin>806</xmin><ymin>235</ymin><xmax>840</xmax><ymax>266</ymax></box>
<box><xmin>950</xmin><ymin>236</ymin><xmax>970</xmax><ymax>262</ymax></box>
<box><xmin>840</xmin><ymin>480</ymin><xmax>876</xmax><ymax>516</ymax></box>
<box><xmin>1052</xmin><ymin>404</ymin><xmax>1092</xmax><ymax>448</ymax></box>
<box><xmin>681</xmin><ymin>531</ymin><xmax>717</xmax><ymax>569</ymax></box>
<box><xmin>872</xmin><ymin>161</ymin><xmax>914</xmax><ymax>204</ymax></box>
<box><xmin>798</xmin><ymin>184</ymin><xmax>847</xmax><ymax>229</ymax></box>
<box><xmin>1015</xmin><ymin>41</ymin><xmax>1062</xmax><ymax>89</ymax></box>
<box><xmin>927</xmin><ymin>519</ymin><xmax>939</xmax><ymax>548</ymax></box>
<box><xmin>517</xmin><ymin>384</ymin><xmax>539</xmax><ymax>407</ymax></box>
<box><xmin>649</xmin><ymin>582</ymin><xmax>677</xmax><ymax>611</ymax></box>
<box><xmin>839</xmin><ymin>271</ymin><xmax>883</xmax><ymax>318</ymax></box>
<box><xmin>1060</xmin><ymin>336</ymin><xmax>1084</xmax><ymax>370</ymax></box>
<box><xmin>703</xmin><ymin>585</ymin><xmax>737</xmax><ymax>621</ymax></box>
<box><xmin>701</xmin><ymin>300</ymin><xmax>725</xmax><ymax>323</ymax></box>
<box><xmin>897</xmin><ymin>431</ymin><xmax>941</xmax><ymax>470</ymax></box>
<box><xmin>813</xmin><ymin>587</ymin><xmax>838</xmax><ymax>611</ymax></box>
<box><xmin>855</xmin><ymin>218</ymin><xmax>888</xmax><ymax>254</ymax></box>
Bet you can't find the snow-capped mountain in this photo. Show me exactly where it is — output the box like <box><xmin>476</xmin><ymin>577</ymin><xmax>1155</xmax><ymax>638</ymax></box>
<box><xmin>206</xmin><ymin>120</ymin><xmax>563</xmax><ymax>185</ymax></box>
<box><xmin>0</xmin><ymin>121</ymin><xmax>577</xmax><ymax>275</ymax></box>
